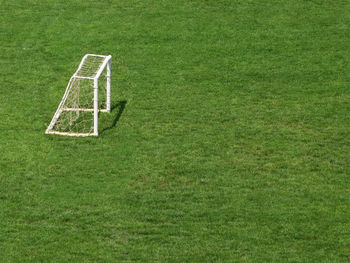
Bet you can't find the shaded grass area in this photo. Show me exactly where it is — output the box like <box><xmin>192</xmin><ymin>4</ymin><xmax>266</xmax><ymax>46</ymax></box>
<box><xmin>0</xmin><ymin>0</ymin><xmax>350</xmax><ymax>261</ymax></box>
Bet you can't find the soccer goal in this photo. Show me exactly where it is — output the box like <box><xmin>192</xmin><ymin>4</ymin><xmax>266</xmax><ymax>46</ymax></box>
<box><xmin>46</xmin><ymin>54</ymin><xmax>112</xmax><ymax>137</ymax></box>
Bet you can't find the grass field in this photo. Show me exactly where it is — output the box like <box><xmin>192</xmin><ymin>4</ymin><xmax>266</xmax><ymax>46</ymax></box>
<box><xmin>1</xmin><ymin>0</ymin><xmax>350</xmax><ymax>261</ymax></box>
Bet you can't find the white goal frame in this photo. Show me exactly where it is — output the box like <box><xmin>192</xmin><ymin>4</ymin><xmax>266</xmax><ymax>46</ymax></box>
<box><xmin>46</xmin><ymin>54</ymin><xmax>112</xmax><ymax>136</ymax></box>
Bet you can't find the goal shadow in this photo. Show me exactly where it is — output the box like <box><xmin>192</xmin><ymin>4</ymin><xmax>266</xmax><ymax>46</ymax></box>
<box><xmin>100</xmin><ymin>100</ymin><xmax>127</xmax><ymax>134</ymax></box>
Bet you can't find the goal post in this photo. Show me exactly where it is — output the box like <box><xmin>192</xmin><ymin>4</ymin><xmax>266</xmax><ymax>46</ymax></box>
<box><xmin>46</xmin><ymin>54</ymin><xmax>112</xmax><ymax>137</ymax></box>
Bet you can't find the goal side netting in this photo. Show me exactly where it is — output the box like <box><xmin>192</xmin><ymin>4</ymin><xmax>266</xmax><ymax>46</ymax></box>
<box><xmin>46</xmin><ymin>54</ymin><xmax>111</xmax><ymax>136</ymax></box>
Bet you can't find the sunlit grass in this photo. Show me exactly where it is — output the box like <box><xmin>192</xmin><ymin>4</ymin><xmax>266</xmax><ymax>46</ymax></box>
<box><xmin>0</xmin><ymin>0</ymin><xmax>350</xmax><ymax>261</ymax></box>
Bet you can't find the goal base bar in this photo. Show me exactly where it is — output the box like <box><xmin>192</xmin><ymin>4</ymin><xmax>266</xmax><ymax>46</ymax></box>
<box><xmin>61</xmin><ymin>108</ymin><xmax>110</xmax><ymax>113</ymax></box>
<box><xmin>45</xmin><ymin>130</ymin><xmax>97</xmax><ymax>137</ymax></box>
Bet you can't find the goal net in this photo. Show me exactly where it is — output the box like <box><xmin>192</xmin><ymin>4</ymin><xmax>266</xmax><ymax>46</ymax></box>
<box><xmin>46</xmin><ymin>54</ymin><xmax>111</xmax><ymax>136</ymax></box>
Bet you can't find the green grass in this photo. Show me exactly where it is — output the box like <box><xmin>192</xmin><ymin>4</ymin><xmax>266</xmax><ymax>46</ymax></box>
<box><xmin>1</xmin><ymin>0</ymin><xmax>350</xmax><ymax>261</ymax></box>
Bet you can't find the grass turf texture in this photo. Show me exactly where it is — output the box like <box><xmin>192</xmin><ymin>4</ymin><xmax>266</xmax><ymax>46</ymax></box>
<box><xmin>1</xmin><ymin>0</ymin><xmax>350</xmax><ymax>261</ymax></box>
